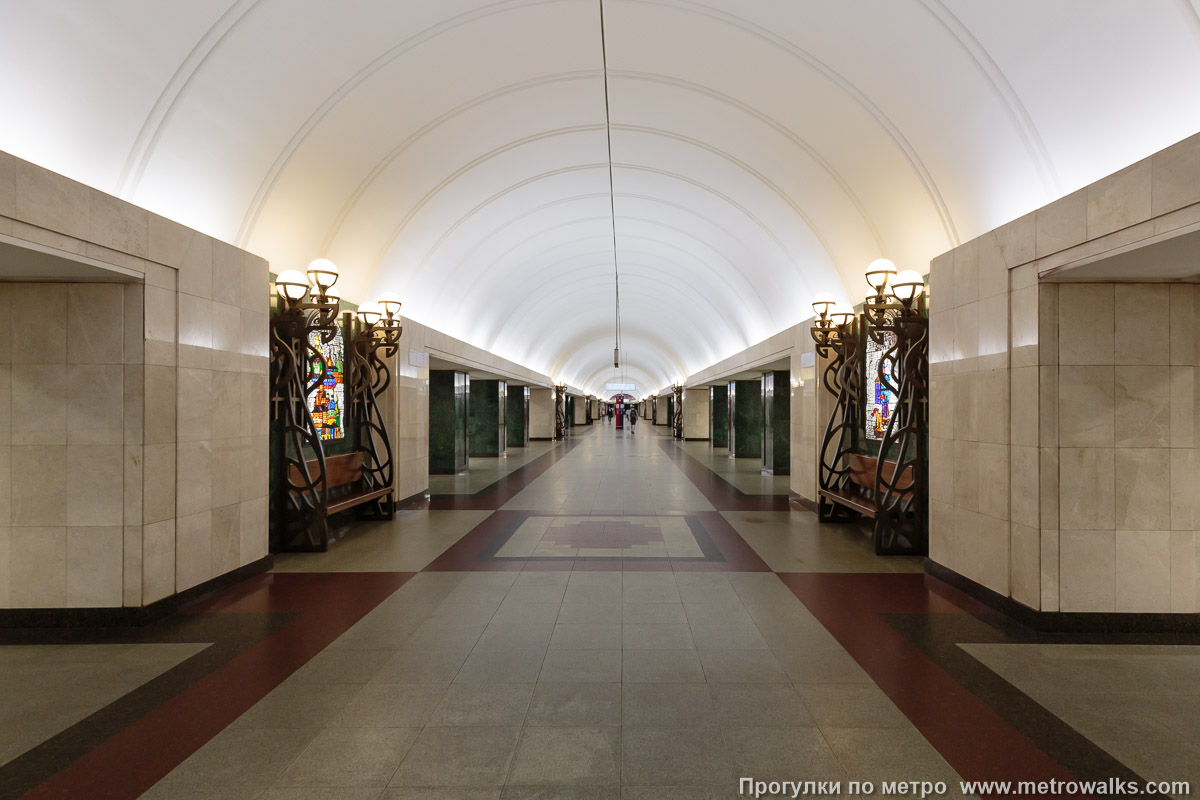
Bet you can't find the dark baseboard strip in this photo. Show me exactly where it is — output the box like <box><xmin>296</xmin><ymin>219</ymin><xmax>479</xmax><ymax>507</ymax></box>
<box><xmin>469</xmin><ymin>453</ymin><xmax>504</xmax><ymax>458</ymax></box>
<box><xmin>684</xmin><ymin>437</ymin><xmax>710</xmax><ymax>441</ymax></box>
<box><xmin>925</xmin><ymin>559</ymin><xmax>1200</xmax><ymax>634</ymax></box>
<box><xmin>0</xmin><ymin>556</ymin><xmax>274</xmax><ymax>629</ymax></box>
<box><xmin>394</xmin><ymin>489</ymin><xmax>431</xmax><ymax>510</ymax></box>
<box><xmin>789</xmin><ymin>492</ymin><xmax>818</xmax><ymax>512</ymax></box>
<box><xmin>530</xmin><ymin>437</ymin><xmax>553</xmax><ymax>441</ymax></box>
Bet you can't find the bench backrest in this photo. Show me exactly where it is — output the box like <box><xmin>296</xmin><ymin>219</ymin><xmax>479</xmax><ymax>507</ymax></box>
<box><xmin>847</xmin><ymin>453</ymin><xmax>913</xmax><ymax>492</ymax></box>
<box><xmin>289</xmin><ymin>452</ymin><xmax>365</xmax><ymax>489</ymax></box>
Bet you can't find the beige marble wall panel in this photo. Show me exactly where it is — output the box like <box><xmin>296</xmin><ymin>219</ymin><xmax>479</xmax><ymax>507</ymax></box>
<box><xmin>1170</xmin><ymin>531</ymin><xmax>1196</xmax><ymax>612</ymax></box>
<box><xmin>1170</xmin><ymin>285</ymin><xmax>1195</xmax><ymax>366</ymax></box>
<box><xmin>1151</xmin><ymin>132</ymin><xmax>1200</xmax><ymax>216</ymax></box>
<box><xmin>67</xmin><ymin>445</ymin><xmax>123</xmax><ymax>527</ymax></box>
<box><xmin>1059</xmin><ymin>448</ymin><xmax>1115</xmax><ymax>531</ymax></box>
<box><xmin>66</xmin><ymin>526</ymin><xmax>122</xmax><ymax>607</ymax></box>
<box><xmin>1087</xmin><ymin>161</ymin><xmax>1152</xmax><ymax>239</ymax></box>
<box><xmin>1058</xmin><ymin>366</ymin><xmax>1114</xmax><ymax>447</ymax></box>
<box><xmin>12</xmin><ymin>365</ymin><xmax>67</xmax><ymax>445</ymax></box>
<box><xmin>67</xmin><ymin>284</ymin><xmax>123</xmax><ymax>364</ymax></box>
<box><xmin>1060</xmin><ymin>529</ymin><xmax>1115</xmax><ymax>612</ymax></box>
<box><xmin>1010</xmin><ymin>523</ymin><xmax>1040</xmax><ymax>608</ymax></box>
<box><xmin>1114</xmin><ymin>530</ymin><xmax>1171</xmax><ymax>612</ymax></box>
<box><xmin>1114</xmin><ymin>366</ymin><xmax>1169</xmax><ymax>447</ymax></box>
<box><xmin>1035</xmin><ymin>189</ymin><xmax>1087</xmax><ymax>259</ymax></box>
<box><xmin>9</xmin><ymin>527</ymin><xmax>66</xmax><ymax>608</ymax></box>
<box><xmin>11</xmin><ymin>284</ymin><xmax>67</xmax><ymax>365</ymax></box>
<box><xmin>1059</xmin><ymin>285</ymin><xmax>1114</xmax><ymax>365</ymax></box>
<box><xmin>142</xmin><ymin>519</ymin><xmax>175</xmax><ymax>604</ymax></box>
<box><xmin>1115</xmin><ymin>285</ymin><xmax>1169</xmax><ymax>365</ymax></box>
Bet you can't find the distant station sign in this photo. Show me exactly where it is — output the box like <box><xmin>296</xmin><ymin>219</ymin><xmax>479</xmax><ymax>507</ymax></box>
<box><xmin>606</xmin><ymin>382</ymin><xmax>636</xmax><ymax>393</ymax></box>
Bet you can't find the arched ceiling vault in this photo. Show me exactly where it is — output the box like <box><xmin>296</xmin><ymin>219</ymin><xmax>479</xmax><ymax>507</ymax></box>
<box><xmin>4</xmin><ymin>0</ymin><xmax>1200</xmax><ymax>395</ymax></box>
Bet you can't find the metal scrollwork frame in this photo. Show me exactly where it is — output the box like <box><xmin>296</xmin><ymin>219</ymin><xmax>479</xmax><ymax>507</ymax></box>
<box><xmin>270</xmin><ymin>291</ymin><xmax>340</xmax><ymax>552</ymax></box>
<box><xmin>812</xmin><ymin>315</ymin><xmax>864</xmax><ymax>523</ymax></box>
<box><xmin>347</xmin><ymin>314</ymin><xmax>402</xmax><ymax>520</ymax></box>
<box><xmin>672</xmin><ymin>384</ymin><xmax>684</xmax><ymax>439</ymax></box>
<box><xmin>863</xmin><ymin>292</ymin><xmax>929</xmax><ymax>555</ymax></box>
<box><xmin>554</xmin><ymin>384</ymin><xmax>566</xmax><ymax>440</ymax></box>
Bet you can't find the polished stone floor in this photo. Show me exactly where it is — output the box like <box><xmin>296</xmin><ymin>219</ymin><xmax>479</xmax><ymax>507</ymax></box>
<box><xmin>2</xmin><ymin>424</ymin><xmax>1197</xmax><ymax>799</ymax></box>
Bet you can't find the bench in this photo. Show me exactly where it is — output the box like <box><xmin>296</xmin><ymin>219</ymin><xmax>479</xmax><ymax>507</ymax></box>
<box><xmin>818</xmin><ymin>453</ymin><xmax>912</xmax><ymax>518</ymax></box>
<box><xmin>290</xmin><ymin>452</ymin><xmax>393</xmax><ymax>517</ymax></box>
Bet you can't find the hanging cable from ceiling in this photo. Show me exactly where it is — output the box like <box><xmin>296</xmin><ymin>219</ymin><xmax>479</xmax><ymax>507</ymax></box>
<box><xmin>598</xmin><ymin>0</ymin><xmax>621</xmax><ymax>374</ymax></box>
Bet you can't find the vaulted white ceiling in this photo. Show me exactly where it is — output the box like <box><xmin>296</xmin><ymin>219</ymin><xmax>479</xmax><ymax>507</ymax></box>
<box><xmin>4</xmin><ymin>0</ymin><xmax>1200</xmax><ymax>395</ymax></box>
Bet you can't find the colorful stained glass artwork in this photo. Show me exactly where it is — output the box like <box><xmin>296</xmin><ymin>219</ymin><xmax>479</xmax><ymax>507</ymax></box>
<box><xmin>865</xmin><ymin>330</ymin><xmax>898</xmax><ymax>442</ymax></box>
<box><xmin>308</xmin><ymin>329</ymin><xmax>345</xmax><ymax>440</ymax></box>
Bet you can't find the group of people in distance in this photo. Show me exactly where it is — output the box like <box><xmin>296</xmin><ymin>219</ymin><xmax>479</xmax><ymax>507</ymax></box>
<box><xmin>600</xmin><ymin>403</ymin><xmax>639</xmax><ymax>432</ymax></box>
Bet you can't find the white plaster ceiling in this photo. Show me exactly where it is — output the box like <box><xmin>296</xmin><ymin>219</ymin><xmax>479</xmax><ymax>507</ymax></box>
<box><xmin>4</xmin><ymin>0</ymin><xmax>1200</xmax><ymax>396</ymax></box>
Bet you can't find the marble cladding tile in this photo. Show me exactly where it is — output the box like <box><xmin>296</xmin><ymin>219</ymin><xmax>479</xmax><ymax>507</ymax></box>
<box><xmin>1112</xmin><ymin>366</ymin><xmax>1170</xmax><ymax>447</ymax></box>
<box><xmin>145</xmin><ymin>262</ymin><xmax>175</xmax><ymax>290</ymax></box>
<box><xmin>952</xmin><ymin>439</ymin><xmax>979</xmax><ymax>512</ymax></box>
<box><xmin>123</xmin><ymin>284</ymin><xmax>144</xmax><ymax>365</ymax></box>
<box><xmin>239</xmin><ymin>496</ymin><xmax>268</xmax><ymax>565</ymax></box>
<box><xmin>929</xmin><ymin>500</ymin><xmax>954</xmax><ymax>566</ymax></box>
<box><xmin>1010</xmin><ymin>445</ymin><xmax>1039</xmax><ymax>528</ymax></box>
<box><xmin>1151</xmin><ymin>132</ymin><xmax>1200</xmax><ymax>216</ymax></box>
<box><xmin>239</xmin><ymin>436</ymin><xmax>269</xmax><ymax>502</ymax></box>
<box><xmin>123</xmin><ymin>524</ymin><xmax>142</xmax><ymax>607</ymax></box>
<box><xmin>240</xmin><ymin>372</ymin><xmax>268</xmax><ymax>438</ymax></box>
<box><xmin>10</xmin><ymin>284</ymin><xmax>67</xmax><ymax>364</ymax></box>
<box><xmin>1113</xmin><ymin>448</ymin><xmax>1170</xmax><ymax>530</ymax></box>
<box><xmin>66</xmin><ymin>284</ymin><xmax>123</xmax><ymax>364</ymax></box>
<box><xmin>976</xmin><ymin>515</ymin><xmax>1010</xmax><ymax>594</ymax></box>
<box><xmin>10</xmin><ymin>527</ymin><xmax>67</xmax><ymax>608</ymax></box>
<box><xmin>976</xmin><ymin>368</ymin><xmax>1008</xmax><ymax>445</ymax></box>
<box><xmin>1115</xmin><ymin>530</ymin><xmax>1171</xmax><ymax>613</ymax></box>
<box><xmin>11</xmin><ymin>445</ymin><xmax>67</xmax><ymax>526</ymax></box>
<box><xmin>143</xmin><ymin>443</ymin><xmax>176</xmax><ymax>525</ymax></box>
<box><xmin>143</xmin><ymin>364</ymin><xmax>176</xmax><ymax>445</ymax></box>
<box><xmin>147</xmin><ymin>213</ymin><xmax>193</xmax><ymax>269</ymax></box>
<box><xmin>977</xmin><ymin>442</ymin><xmax>1008</xmax><ymax>521</ymax></box>
<box><xmin>929</xmin><ymin>374</ymin><xmax>953</xmax><ymax>440</ymax></box>
<box><xmin>67</xmin><ymin>445</ymin><xmax>123</xmax><ymax>527</ymax></box>
<box><xmin>177</xmin><ymin>367</ymin><xmax>213</xmax><ymax>443</ymax></box>
<box><xmin>953</xmin><ymin>302</ymin><xmax>979</xmax><ymax>373</ymax></box>
<box><xmin>178</xmin><ymin>295</ymin><xmax>213</xmax><ymax>369</ymax></box>
<box><xmin>929</xmin><ymin>251</ymin><xmax>953</xmax><ymax>310</ymax></box>
<box><xmin>144</xmin><ymin>285</ymin><xmax>176</xmax><ymax>344</ymax></box>
<box><xmin>1059</xmin><ymin>530</ymin><xmax>1115</xmax><ymax>612</ymax></box>
<box><xmin>12</xmin><ymin>365</ymin><xmax>67</xmax><ymax>445</ymax></box>
<box><xmin>1059</xmin><ymin>447</ymin><xmax>1114</xmax><ymax>531</ymax></box>
<box><xmin>1170</xmin><ymin>531</ymin><xmax>1197</xmax><ymax>613</ymax></box>
<box><xmin>996</xmin><ymin>212</ymin><xmax>1036</xmax><ymax>268</ymax></box>
<box><xmin>1170</xmin><ymin>367</ymin><xmax>1195</xmax><ymax>448</ymax></box>
<box><xmin>1038</xmin><ymin>285</ymin><xmax>1058</xmax><ymax>366</ymax></box>
<box><xmin>1041</xmin><ymin>527</ymin><xmax>1060</xmax><ymax>612</ymax></box>
<box><xmin>0</xmin><ymin>367</ymin><xmax>8</xmax><ymax>446</ymax></box>
<box><xmin>1010</xmin><ymin>523</ymin><xmax>1040</xmax><ymax>609</ymax></box>
<box><xmin>1036</xmin><ymin>188</ymin><xmax>1087</xmax><ymax>259</ymax></box>
<box><xmin>211</xmin><ymin>240</ymin><xmax>243</xmax><ymax>307</ymax></box>
<box><xmin>1114</xmin><ymin>285</ymin><xmax>1169</xmax><ymax>365</ymax></box>
<box><xmin>176</xmin><ymin>441</ymin><xmax>212</xmax><ymax>518</ymax></box>
<box><xmin>240</xmin><ymin>308</ymin><xmax>268</xmax><ymax>361</ymax></box>
<box><xmin>978</xmin><ymin>232</ymin><xmax>1008</xmax><ymax>299</ymax></box>
<box><xmin>1010</xmin><ymin>263</ymin><xmax>1037</xmax><ymax>292</ymax></box>
<box><xmin>88</xmin><ymin>192</ymin><xmax>148</xmax><ymax>259</ymax></box>
<box><xmin>178</xmin><ymin>233</ymin><xmax>213</xmax><ymax>300</ymax></box>
<box><xmin>1059</xmin><ymin>284</ymin><xmax>1114</xmax><ymax>365</ymax></box>
<box><xmin>929</xmin><ymin>310</ymin><xmax>953</xmax><ymax>369</ymax></box>
<box><xmin>1058</xmin><ymin>366</ymin><xmax>1114</xmax><ymax>447</ymax></box>
<box><xmin>1010</xmin><ymin>286</ymin><xmax>1038</xmax><ymax>369</ymax></box>
<box><xmin>1170</xmin><ymin>449</ymin><xmax>1199</xmax><ymax>531</ymax></box>
<box><xmin>142</xmin><ymin>519</ymin><xmax>175</xmax><ymax>604</ymax></box>
<box><xmin>14</xmin><ymin>161</ymin><xmax>89</xmax><ymax>240</ymax></box>
<box><xmin>929</xmin><ymin>437</ymin><xmax>952</xmax><ymax>504</ymax></box>
<box><xmin>241</xmin><ymin>253</ymin><xmax>269</xmax><ymax>312</ymax></box>
<box><xmin>952</xmin><ymin>372</ymin><xmax>974</xmax><ymax>443</ymax></box>
<box><xmin>122</xmin><ymin>364</ymin><xmax>143</xmax><ymax>446</ymax></box>
<box><xmin>211</xmin><ymin>503</ymin><xmax>241</xmax><ymax>577</ymax></box>
<box><xmin>0</xmin><ymin>286</ymin><xmax>11</xmax><ymax>364</ymax></box>
<box><xmin>67</xmin><ymin>364</ymin><xmax>123</xmax><ymax>445</ymax></box>
<box><xmin>953</xmin><ymin>238</ymin><xmax>979</xmax><ymax>308</ymax></box>
<box><xmin>66</xmin><ymin>526</ymin><xmax>122</xmax><ymax>607</ymax></box>
<box><xmin>1170</xmin><ymin>284</ymin><xmax>1195</xmax><ymax>365</ymax></box>
<box><xmin>210</xmin><ymin>370</ymin><xmax>238</xmax><ymax>440</ymax></box>
<box><xmin>0</xmin><ymin>150</ymin><xmax>14</xmax><ymax>218</ymax></box>
<box><xmin>1010</xmin><ymin>367</ymin><xmax>1038</xmax><ymax>447</ymax></box>
<box><xmin>1087</xmin><ymin>160</ymin><xmax>1152</xmax><ymax>239</ymax></box>
<box><xmin>0</xmin><ymin>527</ymin><xmax>10</xmax><ymax>607</ymax></box>
<box><xmin>175</xmin><ymin>509</ymin><xmax>211</xmax><ymax>592</ymax></box>
<box><xmin>950</xmin><ymin>506</ymin><xmax>980</xmax><ymax>579</ymax></box>
<box><xmin>1039</xmin><ymin>366</ymin><xmax>1058</xmax><ymax>447</ymax></box>
<box><xmin>977</xmin><ymin>293</ymin><xmax>1008</xmax><ymax>370</ymax></box>
<box><xmin>0</xmin><ymin>447</ymin><xmax>10</xmax><ymax>529</ymax></box>
<box><xmin>83</xmin><ymin>243</ymin><xmax>145</xmax><ymax>275</ymax></box>
<box><xmin>144</xmin><ymin>339</ymin><xmax>176</xmax><ymax>369</ymax></box>
<box><xmin>211</xmin><ymin>302</ymin><xmax>241</xmax><ymax>372</ymax></box>
<box><xmin>211</xmin><ymin>438</ymin><xmax>245</xmax><ymax>509</ymax></box>
<box><xmin>124</xmin><ymin>445</ymin><xmax>142</xmax><ymax>526</ymax></box>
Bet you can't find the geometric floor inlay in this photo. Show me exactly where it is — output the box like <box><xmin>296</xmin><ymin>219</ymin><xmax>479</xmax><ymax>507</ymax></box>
<box><xmin>495</xmin><ymin>515</ymin><xmax>705</xmax><ymax>559</ymax></box>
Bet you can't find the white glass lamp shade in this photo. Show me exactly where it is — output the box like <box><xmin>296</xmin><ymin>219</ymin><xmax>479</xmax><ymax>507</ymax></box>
<box><xmin>811</xmin><ymin>292</ymin><xmax>836</xmax><ymax>318</ymax></box>
<box><xmin>306</xmin><ymin>258</ymin><xmax>339</xmax><ymax>291</ymax></box>
<box><xmin>864</xmin><ymin>258</ymin><xmax>897</xmax><ymax>292</ymax></box>
<box><xmin>890</xmin><ymin>270</ymin><xmax>925</xmax><ymax>301</ymax></box>
<box><xmin>829</xmin><ymin>303</ymin><xmax>855</xmax><ymax>327</ymax></box>
<box><xmin>356</xmin><ymin>301</ymin><xmax>382</xmax><ymax>326</ymax></box>
<box><xmin>378</xmin><ymin>291</ymin><xmax>402</xmax><ymax>319</ymax></box>
<box><xmin>275</xmin><ymin>270</ymin><xmax>310</xmax><ymax>301</ymax></box>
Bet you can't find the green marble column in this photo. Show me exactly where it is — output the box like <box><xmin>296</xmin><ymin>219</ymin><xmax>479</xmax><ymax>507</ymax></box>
<box><xmin>507</xmin><ymin>385</ymin><xmax>529</xmax><ymax>446</ymax></box>
<box><xmin>469</xmin><ymin>379</ymin><xmax>506</xmax><ymax>457</ymax></box>
<box><xmin>710</xmin><ymin>385</ymin><xmax>729</xmax><ymax>448</ymax></box>
<box><xmin>729</xmin><ymin>379</ymin><xmax>763</xmax><ymax>458</ymax></box>
<box><xmin>430</xmin><ymin>370</ymin><xmax>469</xmax><ymax>474</ymax></box>
<box><xmin>761</xmin><ymin>370</ymin><xmax>790</xmax><ymax>474</ymax></box>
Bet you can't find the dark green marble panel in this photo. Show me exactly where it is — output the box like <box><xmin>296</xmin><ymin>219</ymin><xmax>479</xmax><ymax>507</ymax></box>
<box><xmin>507</xmin><ymin>385</ymin><xmax>529</xmax><ymax>446</ymax></box>
<box><xmin>710</xmin><ymin>385</ymin><xmax>729</xmax><ymax>448</ymax></box>
<box><xmin>762</xmin><ymin>370</ymin><xmax>790</xmax><ymax>474</ymax></box>
<box><xmin>430</xmin><ymin>370</ymin><xmax>469</xmax><ymax>474</ymax></box>
<box><xmin>730</xmin><ymin>379</ymin><xmax>763</xmax><ymax>459</ymax></box>
<box><xmin>469</xmin><ymin>379</ymin><xmax>506</xmax><ymax>456</ymax></box>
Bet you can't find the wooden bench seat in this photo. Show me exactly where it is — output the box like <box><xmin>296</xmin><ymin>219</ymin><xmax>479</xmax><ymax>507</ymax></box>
<box><xmin>818</xmin><ymin>453</ymin><xmax>912</xmax><ymax>517</ymax></box>
<box><xmin>290</xmin><ymin>452</ymin><xmax>392</xmax><ymax>517</ymax></box>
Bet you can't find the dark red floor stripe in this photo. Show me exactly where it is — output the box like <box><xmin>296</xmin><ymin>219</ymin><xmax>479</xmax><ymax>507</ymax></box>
<box><xmin>426</xmin><ymin>437</ymin><xmax>583</xmax><ymax>510</ymax></box>
<box><xmin>778</xmin><ymin>573</ymin><xmax>1080</xmax><ymax>796</ymax></box>
<box><xmin>20</xmin><ymin>572</ymin><xmax>413</xmax><ymax>800</ymax></box>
